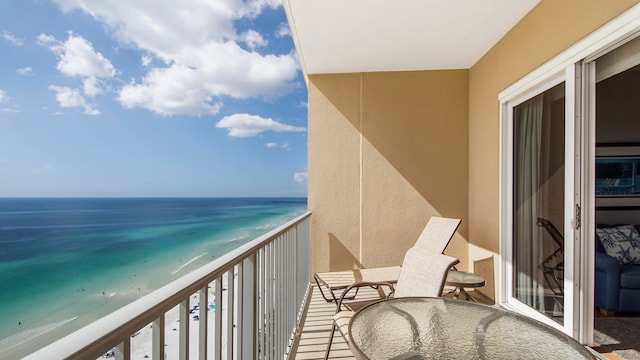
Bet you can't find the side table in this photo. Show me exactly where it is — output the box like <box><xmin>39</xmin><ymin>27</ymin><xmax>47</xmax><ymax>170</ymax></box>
<box><xmin>445</xmin><ymin>270</ymin><xmax>485</xmax><ymax>301</ymax></box>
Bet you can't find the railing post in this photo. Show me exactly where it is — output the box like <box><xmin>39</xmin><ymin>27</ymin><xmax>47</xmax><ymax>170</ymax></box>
<box><xmin>242</xmin><ymin>253</ymin><xmax>257</xmax><ymax>359</ymax></box>
<box><xmin>265</xmin><ymin>242</ymin><xmax>273</xmax><ymax>359</ymax></box>
<box><xmin>214</xmin><ymin>278</ymin><xmax>223</xmax><ymax>360</ymax></box>
<box><xmin>115</xmin><ymin>339</ymin><xmax>130</xmax><ymax>360</ymax></box>
<box><xmin>152</xmin><ymin>315</ymin><xmax>165</xmax><ymax>360</ymax></box>
<box><xmin>179</xmin><ymin>299</ymin><xmax>189</xmax><ymax>360</ymax></box>
<box><xmin>225</xmin><ymin>269</ymin><xmax>235</xmax><ymax>360</ymax></box>
<box><xmin>198</xmin><ymin>286</ymin><xmax>209</xmax><ymax>360</ymax></box>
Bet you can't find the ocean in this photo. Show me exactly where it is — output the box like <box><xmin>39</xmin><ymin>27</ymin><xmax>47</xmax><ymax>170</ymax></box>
<box><xmin>0</xmin><ymin>197</ymin><xmax>307</xmax><ymax>356</ymax></box>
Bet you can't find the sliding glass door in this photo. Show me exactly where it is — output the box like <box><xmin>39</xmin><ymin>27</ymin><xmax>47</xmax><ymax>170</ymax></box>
<box><xmin>502</xmin><ymin>68</ymin><xmax>580</xmax><ymax>336</ymax></box>
<box><xmin>512</xmin><ymin>82</ymin><xmax>567</xmax><ymax>325</ymax></box>
<box><xmin>500</xmin><ymin>6</ymin><xmax>640</xmax><ymax>344</ymax></box>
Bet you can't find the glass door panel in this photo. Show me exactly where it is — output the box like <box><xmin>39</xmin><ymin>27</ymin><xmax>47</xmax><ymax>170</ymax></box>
<box><xmin>513</xmin><ymin>82</ymin><xmax>566</xmax><ymax>325</ymax></box>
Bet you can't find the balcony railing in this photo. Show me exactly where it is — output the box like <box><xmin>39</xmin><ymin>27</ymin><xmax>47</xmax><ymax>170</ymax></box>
<box><xmin>24</xmin><ymin>212</ymin><xmax>312</xmax><ymax>360</ymax></box>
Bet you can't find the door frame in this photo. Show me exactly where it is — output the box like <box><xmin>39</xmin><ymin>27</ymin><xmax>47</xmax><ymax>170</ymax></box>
<box><xmin>498</xmin><ymin>3</ymin><xmax>640</xmax><ymax>345</ymax></box>
<box><xmin>499</xmin><ymin>69</ymin><xmax>577</xmax><ymax>336</ymax></box>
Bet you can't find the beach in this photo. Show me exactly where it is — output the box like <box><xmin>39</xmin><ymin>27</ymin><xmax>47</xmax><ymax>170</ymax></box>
<box><xmin>121</xmin><ymin>284</ymin><xmax>227</xmax><ymax>360</ymax></box>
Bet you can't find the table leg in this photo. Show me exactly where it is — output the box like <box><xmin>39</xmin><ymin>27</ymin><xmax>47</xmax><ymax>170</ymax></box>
<box><xmin>453</xmin><ymin>287</ymin><xmax>477</xmax><ymax>302</ymax></box>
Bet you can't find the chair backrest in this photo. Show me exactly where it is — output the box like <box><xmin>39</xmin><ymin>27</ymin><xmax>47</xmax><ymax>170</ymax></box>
<box><xmin>413</xmin><ymin>216</ymin><xmax>461</xmax><ymax>255</ymax></box>
<box><xmin>394</xmin><ymin>249</ymin><xmax>459</xmax><ymax>298</ymax></box>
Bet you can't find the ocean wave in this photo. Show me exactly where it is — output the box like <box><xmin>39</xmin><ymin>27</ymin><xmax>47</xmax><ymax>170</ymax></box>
<box><xmin>171</xmin><ymin>253</ymin><xmax>207</xmax><ymax>275</ymax></box>
<box><xmin>227</xmin><ymin>233</ymin><xmax>249</xmax><ymax>242</ymax></box>
<box><xmin>254</xmin><ymin>223</ymin><xmax>277</xmax><ymax>230</ymax></box>
<box><xmin>0</xmin><ymin>316</ymin><xmax>78</xmax><ymax>352</ymax></box>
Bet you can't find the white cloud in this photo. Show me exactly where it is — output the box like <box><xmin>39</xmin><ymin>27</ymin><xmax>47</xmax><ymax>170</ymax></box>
<box><xmin>17</xmin><ymin>67</ymin><xmax>33</xmax><ymax>76</ymax></box>
<box><xmin>49</xmin><ymin>85</ymin><xmax>100</xmax><ymax>115</ymax></box>
<box><xmin>294</xmin><ymin>170</ymin><xmax>307</xmax><ymax>183</ymax></box>
<box><xmin>118</xmin><ymin>65</ymin><xmax>223</xmax><ymax>116</ymax></box>
<box><xmin>37</xmin><ymin>33</ymin><xmax>56</xmax><ymax>44</ymax></box>
<box><xmin>51</xmin><ymin>0</ymin><xmax>299</xmax><ymax>117</ymax></box>
<box><xmin>0</xmin><ymin>90</ymin><xmax>18</xmax><ymax>112</ymax></box>
<box><xmin>2</xmin><ymin>31</ymin><xmax>23</xmax><ymax>46</ymax></box>
<box><xmin>1</xmin><ymin>104</ymin><xmax>20</xmax><ymax>113</ymax></box>
<box><xmin>141</xmin><ymin>55</ymin><xmax>152</xmax><ymax>67</ymax></box>
<box><xmin>0</xmin><ymin>89</ymin><xmax>8</xmax><ymax>103</ymax></box>
<box><xmin>118</xmin><ymin>42</ymin><xmax>297</xmax><ymax>116</ymax></box>
<box><xmin>276</xmin><ymin>23</ymin><xmax>291</xmax><ymax>38</ymax></box>
<box><xmin>265</xmin><ymin>141</ymin><xmax>290</xmax><ymax>149</ymax></box>
<box><xmin>241</xmin><ymin>30</ymin><xmax>267</xmax><ymax>50</ymax></box>
<box><xmin>216</xmin><ymin>113</ymin><xmax>305</xmax><ymax>138</ymax></box>
<box><xmin>41</xmin><ymin>32</ymin><xmax>116</xmax><ymax>110</ymax></box>
<box><xmin>83</xmin><ymin>76</ymin><xmax>102</xmax><ymax>97</ymax></box>
<box><xmin>51</xmin><ymin>32</ymin><xmax>116</xmax><ymax>79</ymax></box>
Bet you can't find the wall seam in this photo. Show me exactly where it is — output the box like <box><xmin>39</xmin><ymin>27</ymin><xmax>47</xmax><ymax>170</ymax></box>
<box><xmin>359</xmin><ymin>73</ymin><xmax>364</xmax><ymax>264</ymax></box>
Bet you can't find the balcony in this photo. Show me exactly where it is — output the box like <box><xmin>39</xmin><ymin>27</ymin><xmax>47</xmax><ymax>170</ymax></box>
<box><xmin>19</xmin><ymin>211</ymin><xmax>610</xmax><ymax>360</ymax></box>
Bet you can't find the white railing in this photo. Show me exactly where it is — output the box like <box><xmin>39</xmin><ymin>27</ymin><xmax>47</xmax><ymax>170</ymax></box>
<box><xmin>24</xmin><ymin>212</ymin><xmax>312</xmax><ymax>360</ymax></box>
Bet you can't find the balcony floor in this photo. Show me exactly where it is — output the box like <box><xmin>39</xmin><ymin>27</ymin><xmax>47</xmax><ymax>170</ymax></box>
<box><xmin>289</xmin><ymin>285</ymin><xmax>616</xmax><ymax>360</ymax></box>
<box><xmin>290</xmin><ymin>285</ymin><xmax>384</xmax><ymax>359</ymax></box>
<box><xmin>290</xmin><ymin>285</ymin><xmax>488</xmax><ymax>359</ymax></box>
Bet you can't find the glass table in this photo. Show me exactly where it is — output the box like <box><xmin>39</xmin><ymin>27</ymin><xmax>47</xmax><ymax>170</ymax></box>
<box><xmin>348</xmin><ymin>297</ymin><xmax>595</xmax><ymax>360</ymax></box>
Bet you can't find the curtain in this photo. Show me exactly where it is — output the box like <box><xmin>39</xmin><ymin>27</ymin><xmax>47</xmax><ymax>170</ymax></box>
<box><xmin>514</xmin><ymin>94</ymin><xmax>546</xmax><ymax>312</ymax></box>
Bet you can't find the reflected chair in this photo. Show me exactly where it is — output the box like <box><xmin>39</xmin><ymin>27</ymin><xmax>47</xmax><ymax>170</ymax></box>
<box><xmin>313</xmin><ymin>216</ymin><xmax>461</xmax><ymax>304</ymax></box>
<box><xmin>325</xmin><ymin>250</ymin><xmax>460</xmax><ymax>359</ymax></box>
<box><xmin>536</xmin><ymin>217</ymin><xmax>564</xmax><ymax>311</ymax></box>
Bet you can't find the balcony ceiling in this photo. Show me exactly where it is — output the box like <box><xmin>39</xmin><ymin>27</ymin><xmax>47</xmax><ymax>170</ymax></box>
<box><xmin>283</xmin><ymin>0</ymin><xmax>540</xmax><ymax>75</ymax></box>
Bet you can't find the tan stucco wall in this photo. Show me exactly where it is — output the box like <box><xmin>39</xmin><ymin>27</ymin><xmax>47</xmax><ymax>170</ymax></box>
<box><xmin>308</xmin><ymin>71</ymin><xmax>469</xmax><ymax>274</ymax></box>
<box><xmin>468</xmin><ymin>0</ymin><xmax>640</xmax><ymax>299</ymax></box>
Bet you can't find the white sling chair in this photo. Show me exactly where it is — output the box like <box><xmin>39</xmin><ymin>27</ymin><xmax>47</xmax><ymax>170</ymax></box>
<box><xmin>313</xmin><ymin>216</ymin><xmax>461</xmax><ymax>304</ymax></box>
<box><xmin>325</xmin><ymin>250</ymin><xmax>460</xmax><ymax>359</ymax></box>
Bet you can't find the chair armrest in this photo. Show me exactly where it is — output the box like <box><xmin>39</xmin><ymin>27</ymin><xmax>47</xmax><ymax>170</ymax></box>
<box><xmin>335</xmin><ymin>281</ymin><xmax>395</xmax><ymax>312</ymax></box>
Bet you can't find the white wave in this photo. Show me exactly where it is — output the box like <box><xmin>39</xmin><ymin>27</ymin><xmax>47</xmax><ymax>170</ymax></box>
<box><xmin>255</xmin><ymin>223</ymin><xmax>276</xmax><ymax>230</ymax></box>
<box><xmin>0</xmin><ymin>316</ymin><xmax>78</xmax><ymax>352</ymax></box>
<box><xmin>171</xmin><ymin>253</ymin><xmax>207</xmax><ymax>275</ymax></box>
<box><xmin>227</xmin><ymin>234</ymin><xmax>249</xmax><ymax>242</ymax></box>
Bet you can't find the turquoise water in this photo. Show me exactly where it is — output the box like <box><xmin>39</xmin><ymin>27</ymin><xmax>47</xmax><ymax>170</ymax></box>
<box><xmin>0</xmin><ymin>198</ymin><xmax>307</xmax><ymax>356</ymax></box>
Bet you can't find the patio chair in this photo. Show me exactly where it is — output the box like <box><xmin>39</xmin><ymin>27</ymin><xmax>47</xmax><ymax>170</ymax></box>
<box><xmin>325</xmin><ymin>250</ymin><xmax>460</xmax><ymax>359</ymax></box>
<box><xmin>313</xmin><ymin>216</ymin><xmax>461</xmax><ymax>304</ymax></box>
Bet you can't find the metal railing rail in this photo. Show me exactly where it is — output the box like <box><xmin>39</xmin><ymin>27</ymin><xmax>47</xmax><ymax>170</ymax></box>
<box><xmin>23</xmin><ymin>212</ymin><xmax>312</xmax><ymax>360</ymax></box>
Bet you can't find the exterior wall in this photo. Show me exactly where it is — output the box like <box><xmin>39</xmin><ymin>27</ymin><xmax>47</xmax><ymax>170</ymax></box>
<box><xmin>468</xmin><ymin>0</ymin><xmax>640</xmax><ymax>300</ymax></box>
<box><xmin>308</xmin><ymin>71</ymin><xmax>469</xmax><ymax>274</ymax></box>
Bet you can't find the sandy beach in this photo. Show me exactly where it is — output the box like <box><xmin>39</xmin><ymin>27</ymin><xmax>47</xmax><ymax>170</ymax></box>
<box><xmin>103</xmin><ymin>281</ymin><xmax>228</xmax><ymax>360</ymax></box>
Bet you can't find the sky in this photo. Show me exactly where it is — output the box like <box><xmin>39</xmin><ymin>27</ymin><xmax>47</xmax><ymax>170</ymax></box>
<box><xmin>0</xmin><ymin>0</ymin><xmax>308</xmax><ymax>198</ymax></box>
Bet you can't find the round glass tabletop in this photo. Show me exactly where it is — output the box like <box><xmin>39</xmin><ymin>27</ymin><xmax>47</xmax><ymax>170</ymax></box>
<box><xmin>348</xmin><ymin>297</ymin><xmax>595</xmax><ymax>360</ymax></box>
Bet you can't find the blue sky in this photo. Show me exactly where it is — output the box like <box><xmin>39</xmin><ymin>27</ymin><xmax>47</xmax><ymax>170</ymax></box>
<box><xmin>0</xmin><ymin>0</ymin><xmax>308</xmax><ymax>198</ymax></box>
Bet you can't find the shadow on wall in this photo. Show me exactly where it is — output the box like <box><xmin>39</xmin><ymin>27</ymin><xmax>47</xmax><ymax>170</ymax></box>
<box><xmin>310</xmin><ymin>72</ymin><xmax>470</xmax><ymax>239</ymax></box>
<box><xmin>473</xmin><ymin>255</ymin><xmax>495</xmax><ymax>305</ymax></box>
<box><xmin>329</xmin><ymin>233</ymin><xmax>364</xmax><ymax>270</ymax></box>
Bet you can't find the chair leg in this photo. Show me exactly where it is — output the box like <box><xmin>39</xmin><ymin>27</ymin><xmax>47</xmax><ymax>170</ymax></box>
<box><xmin>325</xmin><ymin>323</ymin><xmax>337</xmax><ymax>360</ymax></box>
